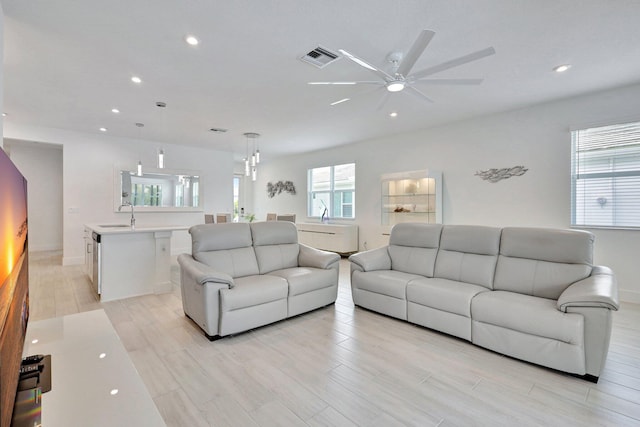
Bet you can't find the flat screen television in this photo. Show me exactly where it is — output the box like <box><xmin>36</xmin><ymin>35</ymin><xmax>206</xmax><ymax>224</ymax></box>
<box><xmin>0</xmin><ymin>146</ymin><xmax>29</xmax><ymax>427</ymax></box>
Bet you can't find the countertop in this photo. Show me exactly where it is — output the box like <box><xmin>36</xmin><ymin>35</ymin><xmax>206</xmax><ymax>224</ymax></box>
<box><xmin>84</xmin><ymin>223</ymin><xmax>190</xmax><ymax>235</ymax></box>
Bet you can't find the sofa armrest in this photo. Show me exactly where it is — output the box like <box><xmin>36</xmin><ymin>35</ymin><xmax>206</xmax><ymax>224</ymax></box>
<box><xmin>298</xmin><ymin>243</ymin><xmax>341</xmax><ymax>269</ymax></box>
<box><xmin>348</xmin><ymin>246</ymin><xmax>391</xmax><ymax>272</ymax></box>
<box><xmin>557</xmin><ymin>266</ymin><xmax>619</xmax><ymax>312</ymax></box>
<box><xmin>177</xmin><ymin>254</ymin><xmax>234</xmax><ymax>288</ymax></box>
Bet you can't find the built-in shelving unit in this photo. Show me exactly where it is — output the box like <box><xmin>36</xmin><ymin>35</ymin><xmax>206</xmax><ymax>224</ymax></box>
<box><xmin>381</xmin><ymin>169</ymin><xmax>442</xmax><ymax>226</ymax></box>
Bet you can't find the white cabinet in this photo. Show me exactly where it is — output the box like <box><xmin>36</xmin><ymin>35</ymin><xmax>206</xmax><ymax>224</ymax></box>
<box><xmin>84</xmin><ymin>224</ymin><xmax>187</xmax><ymax>302</ymax></box>
<box><xmin>83</xmin><ymin>227</ymin><xmax>93</xmax><ymax>281</ymax></box>
<box><xmin>381</xmin><ymin>169</ymin><xmax>442</xmax><ymax>226</ymax></box>
<box><xmin>297</xmin><ymin>223</ymin><xmax>358</xmax><ymax>254</ymax></box>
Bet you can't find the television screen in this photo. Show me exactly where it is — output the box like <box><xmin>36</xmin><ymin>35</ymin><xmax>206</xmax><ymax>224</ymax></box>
<box><xmin>0</xmin><ymin>146</ymin><xmax>29</xmax><ymax>427</ymax></box>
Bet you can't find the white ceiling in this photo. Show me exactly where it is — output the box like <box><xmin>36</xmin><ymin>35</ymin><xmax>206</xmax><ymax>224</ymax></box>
<box><xmin>2</xmin><ymin>0</ymin><xmax>640</xmax><ymax>161</ymax></box>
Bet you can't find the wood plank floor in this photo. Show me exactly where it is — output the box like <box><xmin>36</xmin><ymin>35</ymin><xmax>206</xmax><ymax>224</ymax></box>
<box><xmin>28</xmin><ymin>251</ymin><xmax>640</xmax><ymax>426</ymax></box>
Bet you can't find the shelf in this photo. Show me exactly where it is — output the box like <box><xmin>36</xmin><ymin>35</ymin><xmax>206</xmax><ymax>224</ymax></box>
<box><xmin>381</xmin><ymin>170</ymin><xmax>442</xmax><ymax>226</ymax></box>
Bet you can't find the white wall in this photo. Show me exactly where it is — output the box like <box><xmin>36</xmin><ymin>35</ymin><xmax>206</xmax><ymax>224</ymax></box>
<box><xmin>5</xmin><ymin>141</ymin><xmax>63</xmax><ymax>251</ymax></box>
<box><xmin>255</xmin><ymin>83</ymin><xmax>640</xmax><ymax>303</ymax></box>
<box><xmin>3</xmin><ymin>123</ymin><xmax>234</xmax><ymax>264</ymax></box>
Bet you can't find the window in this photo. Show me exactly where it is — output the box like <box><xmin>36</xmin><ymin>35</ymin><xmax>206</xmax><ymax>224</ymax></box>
<box><xmin>308</xmin><ymin>163</ymin><xmax>355</xmax><ymax>219</ymax></box>
<box><xmin>571</xmin><ymin>121</ymin><xmax>640</xmax><ymax>228</ymax></box>
<box><xmin>132</xmin><ymin>183</ymin><xmax>162</xmax><ymax>206</ymax></box>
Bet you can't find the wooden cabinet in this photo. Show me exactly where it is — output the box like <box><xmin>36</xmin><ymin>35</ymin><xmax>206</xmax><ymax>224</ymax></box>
<box><xmin>381</xmin><ymin>170</ymin><xmax>442</xmax><ymax>226</ymax></box>
<box><xmin>297</xmin><ymin>223</ymin><xmax>358</xmax><ymax>254</ymax></box>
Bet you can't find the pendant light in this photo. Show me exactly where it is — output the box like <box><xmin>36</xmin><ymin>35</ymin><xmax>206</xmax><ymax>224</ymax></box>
<box><xmin>156</xmin><ymin>102</ymin><xmax>167</xmax><ymax>169</ymax></box>
<box><xmin>244</xmin><ymin>132</ymin><xmax>261</xmax><ymax>181</ymax></box>
<box><xmin>135</xmin><ymin>122</ymin><xmax>144</xmax><ymax>176</ymax></box>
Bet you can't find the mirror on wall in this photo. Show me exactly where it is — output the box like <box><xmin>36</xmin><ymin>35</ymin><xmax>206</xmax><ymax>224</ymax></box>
<box><xmin>114</xmin><ymin>167</ymin><xmax>203</xmax><ymax>212</ymax></box>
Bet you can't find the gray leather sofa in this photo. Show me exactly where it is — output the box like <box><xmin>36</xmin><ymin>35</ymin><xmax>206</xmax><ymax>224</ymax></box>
<box><xmin>178</xmin><ymin>221</ymin><xmax>340</xmax><ymax>340</ymax></box>
<box><xmin>349</xmin><ymin>223</ymin><xmax>619</xmax><ymax>381</ymax></box>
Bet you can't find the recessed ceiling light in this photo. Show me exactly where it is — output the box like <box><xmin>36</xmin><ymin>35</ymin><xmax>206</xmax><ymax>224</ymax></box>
<box><xmin>111</xmin><ymin>108</ymin><xmax>120</xmax><ymax>114</ymax></box>
<box><xmin>131</xmin><ymin>76</ymin><xmax>142</xmax><ymax>84</ymax></box>
<box><xmin>185</xmin><ymin>35</ymin><xmax>199</xmax><ymax>46</ymax></box>
<box><xmin>553</xmin><ymin>64</ymin><xmax>571</xmax><ymax>73</ymax></box>
<box><xmin>390</xmin><ymin>112</ymin><xmax>398</xmax><ymax>118</ymax></box>
<box><xmin>2</xmin><ymin>112</ymin><xmax>6</xmax><ymax>117</ymax></box>
<box><xmin>99</xmin><ymin>353</ymin><xmax>106</xmax><ymax>359</ymax></box>
<box><xmin>99</xmin><ymin>127</ymin><xmax>107</xmax><ymax>132</ymax></box>
<box><xmin>110</xmin><ymin>389</ymin><xmax>119</xmax><ymax>396</ymax></box>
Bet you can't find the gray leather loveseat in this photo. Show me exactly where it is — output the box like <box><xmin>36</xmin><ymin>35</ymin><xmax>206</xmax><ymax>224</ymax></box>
<box><xmin>178</xmin><ymin>221</ymin><xmax>340</xmax><ymax>340</ymax></box>
<box><xmin>349</xmin><ymin>223</ymin><xmax>619</xmax><ymax>381</ymax></box>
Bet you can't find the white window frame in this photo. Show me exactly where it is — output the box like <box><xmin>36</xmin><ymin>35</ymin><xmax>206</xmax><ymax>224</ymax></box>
<box><xmin>308</xmin><ymin>163</ymin><xmax>355</xmax><ymax>219</ymax></box>
<box><xmin>571</xmin><ymin>120</ymin><xmax>640</xmax><ymax>229</ymax></box>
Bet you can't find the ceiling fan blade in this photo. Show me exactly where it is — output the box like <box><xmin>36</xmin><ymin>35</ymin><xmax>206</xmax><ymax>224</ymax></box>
<box><xmin>412</xmin><ymin>78</ymin><xmax>484</xmax><ymax>85</ymax></box>
<box><xmin>409</xmin><ymin>46</ymin><xmax>496</xmax><ymax>80</ymax></box>
<box><xmin>308</xmin><ymin>81</ymin><xmax>357</xmax><ymax>85</ymax></box>
<box><xmin>308</xmin><ymin>81</ymin><xmax>384</xmax><ymax>86</ymax></box>
<box><xmin>406</xmin><ymin>86</ymin><xmax>434</xmax><ymax>103</ymax></box>
<box><xmin>329</xmin><ymin>97</ymin><xmax>351</xmax><ymax>106</ymax></box>
<box><xmin>338</xmin><ymin>49</ymin><xmax>393</xmax><ymax>81</ymax></box>
<box><xmin>396</xmin><ymin>30</ymin><xmax>436</xmax><ymax>77</ymax></box>
<box><xmin>376</xmin><ymin>91</ymin><xmax>391</xmax><ymax>111</ymax></box>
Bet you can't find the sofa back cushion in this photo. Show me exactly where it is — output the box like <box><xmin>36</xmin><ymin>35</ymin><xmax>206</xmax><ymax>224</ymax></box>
<box><xmin>388</xmin><ymin>223</ymin><xmax>443</xmax><ymax>277</ymax></box>
<box><xmin>189</xmin><ymin>223</ymin><xmax>259</xmax><ymax>278</ymax></box>
<box><xmin>494</xmin><ymin>227</ymin><xmax>594</xmax><ymax>299</ymax></box>
<box><xmin>251</xmin><ymin>221</ymin><xmax>300</xmax><ymax>274</ymax></box>
<box><xmin>434</xmin><ymin>225</ymin><xmax>501</xmax><ymax>288</ymax></box>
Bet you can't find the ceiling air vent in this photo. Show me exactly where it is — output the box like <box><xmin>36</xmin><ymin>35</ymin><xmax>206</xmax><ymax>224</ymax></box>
<box><xmin>209</xmin><ymin>128</ymin><xmax>228</xmax><ymax>133</ymax></box>
<box><xmin>300</xmin><ymin>46</ymin><xmax>340</xmax><ymax>68</ymax></box>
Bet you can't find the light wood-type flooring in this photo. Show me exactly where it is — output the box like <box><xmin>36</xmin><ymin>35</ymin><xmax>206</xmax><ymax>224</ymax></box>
<box><xmin>29</xmin><ymin>251</ymin><xmax>640</xmax><ymax>426</ymax></box>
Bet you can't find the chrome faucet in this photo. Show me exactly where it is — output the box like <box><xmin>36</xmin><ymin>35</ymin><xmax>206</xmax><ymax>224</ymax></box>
<box><xmin>118</xmin><ymin>201</ymin><xmax>135</xmax><ymax>229</ymax></box>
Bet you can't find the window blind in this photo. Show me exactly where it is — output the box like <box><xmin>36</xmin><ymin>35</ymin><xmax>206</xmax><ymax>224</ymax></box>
<box><xmin>571</xmin><ymin>121</ymin><xmax>640</xmax><ymax>228</ymax></box>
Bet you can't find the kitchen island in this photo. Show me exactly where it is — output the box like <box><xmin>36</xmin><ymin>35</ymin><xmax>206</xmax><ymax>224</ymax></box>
<box><xmin>84</xmin><ymin>224</ymin><xmax>188</xmax><ymax>302</ymax></box>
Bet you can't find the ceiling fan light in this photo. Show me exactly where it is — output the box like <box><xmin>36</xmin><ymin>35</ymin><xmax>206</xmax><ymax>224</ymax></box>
<box><xmin>386</xmin><ymin>81</ymin><xmax>405</xmax><ymax>92</ymax></box>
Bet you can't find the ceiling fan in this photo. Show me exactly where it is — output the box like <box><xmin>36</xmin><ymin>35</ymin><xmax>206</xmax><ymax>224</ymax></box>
<box><xmin>309</xmin><ymin>30</ymin><xmax>495</xmax><ymax>108</ymax></box>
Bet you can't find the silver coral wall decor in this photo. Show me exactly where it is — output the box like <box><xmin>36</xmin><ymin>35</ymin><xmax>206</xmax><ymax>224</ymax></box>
<box><xmin>267</xmin><ymin>181</ymin><xmax>296</xmax><ymax>198</ymax></box>
<box><xmin>475</xmin><ymin>166</ymin><xmax>528</xmax><ymax>183</ymax></box>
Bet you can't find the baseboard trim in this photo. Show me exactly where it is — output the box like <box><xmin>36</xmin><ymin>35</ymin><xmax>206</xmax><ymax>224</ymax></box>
<box><xmin>29</xmin><ymin>244</ymin><xmax>63</xmax><ymax>252</ymax></box>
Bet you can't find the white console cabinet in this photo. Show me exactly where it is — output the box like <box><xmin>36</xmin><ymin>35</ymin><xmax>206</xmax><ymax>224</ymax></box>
<box><xmin>297</xmin><ymin>223</ymin><xmax>358</xmax><ymax>254</ymax></box>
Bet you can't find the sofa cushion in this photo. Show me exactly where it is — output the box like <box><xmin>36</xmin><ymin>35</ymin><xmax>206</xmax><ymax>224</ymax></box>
<box><xmin>268</xmin><ymin>267</ymin><xmax>336</xmax><ymax>296</ymax></box>
<box><xmin>388</xmin><ymin>223</ymin><xmax>442</xmax><ymax>277</ymax></box>
<box><xmin>220</xmin><ymin>274</ymin><xmax>289</xmax><ymax>312</ymax></box>
<box><xmin>352</xmin><ymin>270</ymin><xmax>423</xmax><ymax>299</ymax></box>
<box><xmin>189</xmin><ymin>224</ymin><xmax>260</xmax><ymax>278</ymax></box>
<box><xmin>407</xmin><ymin>277</ymin><xmax>490</xmax><ymax>317</ymax></box>
<box><xmin>495</xmin><ymin>227</ymin><xmax>593</xmax><ymax>299</ymax></box>
<box><xmin>499</xmin><ymin>227</ymin><xmax>594</xmax><ymax>264</ymax></box>
<box><xmin>251</xmin><ymin>221</ymin><xmax>300</xmax><ymax>274</ymax></box>
<box><xmin>191</xmin><ymin>223</ymin><xmax>252</xmax><ymax>251</ymax></box>
<box><xmin>434</xmin><ymin>225</ymin><xmax>501</xmax><ymax>288</ymax></box>
<box><xmin>471</xmin><ymin>291</ymin><xmax>584</xmax><ymax>345</ymax></box>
